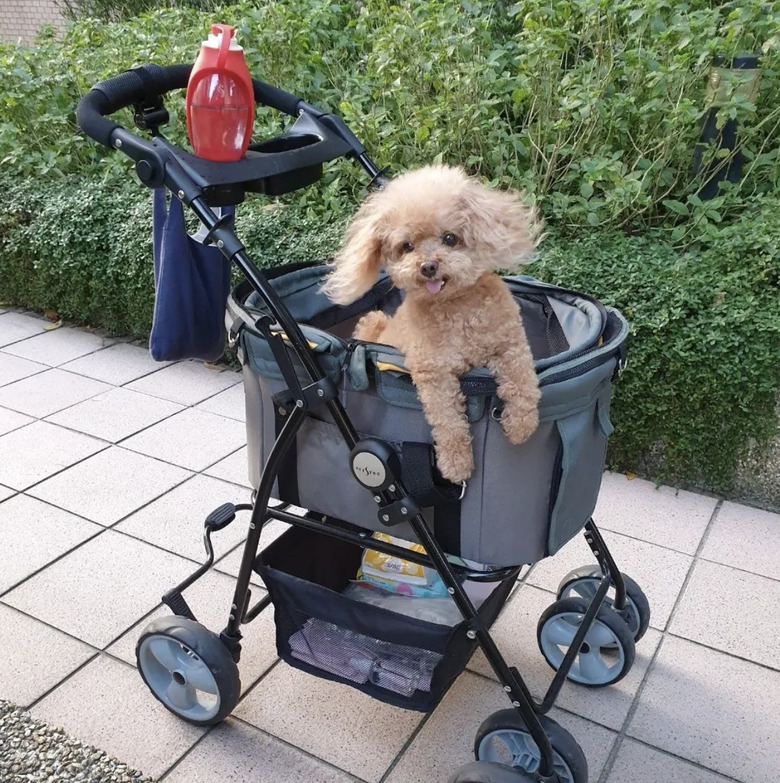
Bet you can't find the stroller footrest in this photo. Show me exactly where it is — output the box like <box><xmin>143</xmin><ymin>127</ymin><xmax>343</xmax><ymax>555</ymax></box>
<box><xmin>205</xmin><ymin>503</ymin><xmax>237</xmax><ymax>532</ymax></box>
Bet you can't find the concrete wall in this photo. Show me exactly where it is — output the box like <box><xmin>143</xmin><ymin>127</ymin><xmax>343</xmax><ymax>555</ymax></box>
<box><xmin>0</xmin><ymin>0</ymin><xmax>66</xmax><ymax>44</ymax></box>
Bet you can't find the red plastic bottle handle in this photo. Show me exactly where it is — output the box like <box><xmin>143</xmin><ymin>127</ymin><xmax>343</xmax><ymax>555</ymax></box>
<box><xmin>211</xmin><ymin>23</ymin><xmax>234</xmax><ymax>70</ymax></box>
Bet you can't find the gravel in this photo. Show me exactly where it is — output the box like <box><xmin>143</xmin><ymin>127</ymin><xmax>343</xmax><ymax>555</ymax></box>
<box><xmin>0</xmin><ymin>700</ymin><xmax>152</xmax><ymax>783</ymax></box>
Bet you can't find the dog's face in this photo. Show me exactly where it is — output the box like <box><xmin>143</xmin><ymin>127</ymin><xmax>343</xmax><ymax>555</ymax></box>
<box><xmin>322</xmin><ymin>165</ymin><xmax>540</xmax><ymax>306</ymax></box>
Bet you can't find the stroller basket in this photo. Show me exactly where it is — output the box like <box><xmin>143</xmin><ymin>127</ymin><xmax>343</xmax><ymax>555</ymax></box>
<box><xmin>228</xmin><ymin>262</ymin><xmax>629</xmax><ymax>567</ymax></box>
<box><xmin>257</xmin><ymin>525</ymin><xmax>516</xmax><ymax>711</ymax></box>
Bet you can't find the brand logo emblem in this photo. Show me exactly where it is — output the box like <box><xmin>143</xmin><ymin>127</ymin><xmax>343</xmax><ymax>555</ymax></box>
<box><xmin>352</xmin><ymin>453</ymin><xmax>386</xmax><ymax>488</ymax></box>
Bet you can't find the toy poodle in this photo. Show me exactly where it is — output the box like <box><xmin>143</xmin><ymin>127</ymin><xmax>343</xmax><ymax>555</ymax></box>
<box><xmin>322</xmin><ymin>164</ymin><xmax>541</xmax><ymax>483</ymax></box>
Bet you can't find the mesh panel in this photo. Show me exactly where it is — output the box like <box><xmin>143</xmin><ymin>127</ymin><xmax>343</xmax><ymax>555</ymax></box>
<box><xmin>286</xmin><ymin>616</ymin><xmax>443</xmax><ymax>697</ymax></box>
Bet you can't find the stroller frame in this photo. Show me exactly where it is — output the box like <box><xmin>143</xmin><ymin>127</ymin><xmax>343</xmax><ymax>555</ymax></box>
<box><xmin>77</xmin><ymin>63</ymin><xmax>631</xmax><ymax>783</ymax></box>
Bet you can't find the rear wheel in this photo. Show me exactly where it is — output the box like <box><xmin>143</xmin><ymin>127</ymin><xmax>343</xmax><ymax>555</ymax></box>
<box><xmin>557</xmin><ymin>566</ymin><xmax>650</xmax><ymax>642</ymax></box>
<box><xmin>537</xmin><ymin>597</ymin><xmax>635</xmax><ymax>687</ymax></box>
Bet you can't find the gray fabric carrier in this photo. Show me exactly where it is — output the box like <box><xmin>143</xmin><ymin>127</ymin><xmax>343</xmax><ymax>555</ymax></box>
<box><xmin>227</xmin><ymin>263</ymin><xmax>628</xmax><ymax>568</ymax></box>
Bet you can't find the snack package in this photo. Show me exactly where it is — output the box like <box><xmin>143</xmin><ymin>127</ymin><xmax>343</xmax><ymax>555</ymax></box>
<box><xmin>358</xmin><ymin>533</ymin><xmax>449</xmax><ymax>598</ymax></box>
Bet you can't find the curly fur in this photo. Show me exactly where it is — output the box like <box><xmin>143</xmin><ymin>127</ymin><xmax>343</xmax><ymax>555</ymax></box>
<box><xmin>323</xmin><ymin>165</ymin><xmax>542</xmax><ymax>482</ymax></box>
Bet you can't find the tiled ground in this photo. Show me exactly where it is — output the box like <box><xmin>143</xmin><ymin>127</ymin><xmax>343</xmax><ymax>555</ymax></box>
<box><xmin>1</xmin><ymin>309</ymin><xmax>779</xmax><ymax>783</ymax></box>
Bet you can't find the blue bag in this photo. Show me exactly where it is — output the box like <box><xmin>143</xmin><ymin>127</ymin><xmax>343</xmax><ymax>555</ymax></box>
<box><xmin>150</xmin><ymin>188</ymin><xmax>234</xmax><ymax>362</ymax></box>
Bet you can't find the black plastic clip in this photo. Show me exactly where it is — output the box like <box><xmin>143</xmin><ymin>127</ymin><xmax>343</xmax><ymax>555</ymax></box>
<box><xmin>378</xmin><ymin>495</ymin><xmax>420</xmax><ymax>526</ymax></box>
<box><xmin>133</xmin><ymin>95</ymin><xmax>169</xmax><ymax>134</ymax></box>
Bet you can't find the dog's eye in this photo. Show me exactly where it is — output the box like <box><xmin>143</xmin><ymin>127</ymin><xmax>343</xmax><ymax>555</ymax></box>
<box><xmin>402</xmin><ymin>242</ymin><xmax>414</xmax><ymax>254</ymax></box>
<box><xmin>442</xmin><ymin>232</ymin><xmax>458</xmax><ymax>247</ymax></box>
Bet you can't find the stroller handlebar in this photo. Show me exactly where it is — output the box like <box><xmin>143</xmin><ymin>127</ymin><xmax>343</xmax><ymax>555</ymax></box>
<box><xmin>76</xmin><ymin>63</ymin><xmax>307</xmax><ymax>150</ymax></box>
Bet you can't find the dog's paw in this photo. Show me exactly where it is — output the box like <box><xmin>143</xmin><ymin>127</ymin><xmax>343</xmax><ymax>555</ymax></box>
<box><xmin>434</xmin><ymin>434</ymin><xmax>474</xmax><ymax>483</ymax></box>
<box><xmin>501</xmin><ymin>401</ymin><xmax>539</xmax><ymax>445</ymax></box>
<box><xmin>353</xmin><ymin>311</ymin><xmax>389</xmax><ymax>342</ymax></box>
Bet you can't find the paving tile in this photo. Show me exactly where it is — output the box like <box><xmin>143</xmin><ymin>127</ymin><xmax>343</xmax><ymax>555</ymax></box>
<box><xmin>61</xmin><ymin>341</ymin><xmax>172</xmax><ymax>385</ymax></box>
<box><xmin>0</xmin><ymin>603</ymin><xmax>96</xmax><ymax>707</ymax></box>
<box><xmin>606</xmin><ymin>738</ymin><xmax>734</xmax><ymax>783</ymax></box>
<box><xmin>121</xmin><ymin>408</ymin><xmax>246</xmax><ymax>472</ymax></box>
<box><xmin>670</xmin><ymin>559</ymin><xmax>780</xmax><ymax>669</ymax></box>
<box><xmin>236</xmin><ymin>663</ymin><xmax>423</xmax><ymax>782</ymax></box>
<box><xmin>527</xmin><ymin>528</ymin><xmax>692</xmax><ymax>631</ymax></box>
<box><xmin>3</xmin><ymin>530</ymin><xmax>195</xmax><ymax>648</ymax></box>
<box><xmin>2</xmin><ymin>326</ymin><xmax>115</xmax><ymax>367</ymax></box>
<box><xmin>0</xmin><ymin>368</ymin><xmax>112</xmax><ymax>417</ymax></box>
<box><xmin>627</xmin><ymin>635</ymin><xmax>780</xmax><ymax>781</ymax></box>
<box><xmin>0</xmin><ymin>420</ymin><xmax>107</xmax><ymax>490</ymax></box>
<box><xmin>595</xmin><ymin>472</ymin><xmax>716</xmax><ymax>555</ymax></box>
<box><xmin>28</xmin><ymin>446</ymin><xmax>191</xmax><ymax>526</ymax></box>
<box><xmin>386</xmin><ymin>672</ymin><xmax>616</xmax><ymax>783</ymax></box>
<box><xmin>701</xmin><ymin>501</ymin><xmax>780</xmax><ymax>581</ymax></box>
<box><xmin>0</xmin><ymin>352</ymin><xmax>47</xmax><ymax>387</ymax></box>
<box><xmin>116</xmin><ymin>474</ymin><xmax>253</xmax><ymax>563</ymax></box>
<box><xmin>0</xmin><ymin>494</ymin><xmax>101</xmax><ymax>594</ymax></box>
<box><xmin>214</xmin><ymin>518</ymin><xmax>289</xmax><ymax>588</ymax></box>
<box><xmin>164</xmin><ymin>718</ymin><xmax>356</xmax><ymax>783</ymax></box>
<box><xmin>106</xmin><ymin>568</ymin><xmax>277</xmax><ymax>696</ymax></box>
<box><xmin>0</xmin><ymin>406</ymin><xmax>33</xmax><ymax>436</ymax></box>
<box><xmin>0</xmin><ymin>311</ymin><xmax>48</xmax><ymax>347</ymax></box>
<box><xmin>47</xmin><ymin>387</ymin><xmax>184</xmax><ymax>443</ymax></box>
<box><xmin>126</xmin><ymin>360</ymin><xmax>240</xmax><ymax>406</ymax></box>
<box><xmin>195</xmin><ymin>382</ymin><xmax>247</xmax><ymax>422</ymax></box>
<box><xmin>468</xmin><ymin>583</ymin><xmax>663</xmax><ymax>730</ymax></box>
<box><xmin>204</xmin><ymin>445</ymin><xmax>252</xmax><ymax>488</ymax></box>
<box><xmin>32</xmin><ymin>654</ymin><xmax>204</xmax><ymax>780</ymax></box>
<box><xmin>0</xmin><ymin>485</ymin><xmax>13</xmax><ymax>503</ymax></box>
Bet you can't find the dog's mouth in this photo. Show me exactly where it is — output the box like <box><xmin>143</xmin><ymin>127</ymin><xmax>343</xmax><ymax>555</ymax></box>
<box><xmin>424</xmin><ymin>277</ymin><xmax>448</xmax><ymax>294</ymax></box>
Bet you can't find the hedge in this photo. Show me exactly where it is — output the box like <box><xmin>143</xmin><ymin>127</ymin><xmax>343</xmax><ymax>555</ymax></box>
<box><xmin>1</xmin><ymin>173</ymin><xmax>778</xmax><ymax>494</ymax></box>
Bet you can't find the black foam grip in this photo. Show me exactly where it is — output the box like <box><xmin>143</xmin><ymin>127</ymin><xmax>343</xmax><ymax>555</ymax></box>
<box><xmin>252</xmin><ymin>80</ymin><xmax>302</xmax><ymax>117</ymax></box>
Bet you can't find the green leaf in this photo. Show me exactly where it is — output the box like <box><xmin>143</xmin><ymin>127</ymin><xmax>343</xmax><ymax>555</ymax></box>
<box><xmin>662</xmin><ymin>200</ymin><xmax>689</xmax><ymax>216</ymax></box>
<box><xmin>580</xmin><ymin>181</ymin><xmax>594</xmax><ymax>199</ymax></box>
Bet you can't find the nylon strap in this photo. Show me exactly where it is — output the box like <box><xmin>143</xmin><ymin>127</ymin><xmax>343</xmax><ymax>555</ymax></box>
<box><xmin>401</xmin><ymin>442</ymin><xmax>461</xmax><ymax>555</ymax></box>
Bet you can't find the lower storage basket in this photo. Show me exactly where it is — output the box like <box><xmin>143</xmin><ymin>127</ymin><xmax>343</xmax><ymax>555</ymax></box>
<box><xmin>256</xmin><ymin>526</ymin><xmax>516</xmax><ymax>712</ymax></box>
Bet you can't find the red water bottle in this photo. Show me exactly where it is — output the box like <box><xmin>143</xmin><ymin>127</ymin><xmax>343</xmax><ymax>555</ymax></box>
<box><xmin>186</xmin><ymin>24</ymin><xmax>255</xmax><ymax>162</ymax></box>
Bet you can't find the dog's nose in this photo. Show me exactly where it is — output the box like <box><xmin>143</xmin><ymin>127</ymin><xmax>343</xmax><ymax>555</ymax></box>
<box><xmin>421</xmin><ymin>260</ymin><xmax>439</xmax><ymax>279</ymax></box>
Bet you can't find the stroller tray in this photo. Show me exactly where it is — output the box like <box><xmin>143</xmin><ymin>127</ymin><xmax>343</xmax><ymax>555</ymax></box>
<box><xmin>256</xmin><ymin>526</ymin><xmax>515</xmax><ymax>712</ymax></box>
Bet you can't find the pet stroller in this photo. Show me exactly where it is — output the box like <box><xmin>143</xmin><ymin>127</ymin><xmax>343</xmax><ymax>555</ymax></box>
<box><xmin>77</xmin><ymin>64</ymin><xmax>649</xmax><ymax>783</ymax></box>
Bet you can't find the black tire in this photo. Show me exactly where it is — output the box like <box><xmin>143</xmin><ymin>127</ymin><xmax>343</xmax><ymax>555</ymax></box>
<box><xmin>448</xmin><ymin>760</ymin><xmax>536</xmax><ymax>783</ymax></box>
<box><xmin>537</xmin><ymin>597</ymin><xmax>636</xmax><ymax>687</ymax></box>
<box><xmin>557</xmin><ymin>566</ymin><xmax>651</xmax><ymax>642</ymax></box>
<box><xmin>136</xmin><ymin>616</ymin><xmax>241</xmax><ymax>726</ymax></box>
<box><xmin>474</xmin><ymin>710</ymin><xmax>587</xmax><ymax>783</ymax></box>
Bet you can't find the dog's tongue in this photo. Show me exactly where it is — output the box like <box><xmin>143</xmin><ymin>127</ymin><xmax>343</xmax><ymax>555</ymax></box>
<box><xmin>426</xmin><ymin>280</ymin><xmax>444</xmax><ymax>294</ymax></box>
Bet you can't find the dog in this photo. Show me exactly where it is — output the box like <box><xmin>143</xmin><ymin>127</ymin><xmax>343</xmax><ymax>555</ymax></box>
<box><xmin>322</xmin><ymin>164</ymin><xmax>541</xmax><ymax>483</ymax></box>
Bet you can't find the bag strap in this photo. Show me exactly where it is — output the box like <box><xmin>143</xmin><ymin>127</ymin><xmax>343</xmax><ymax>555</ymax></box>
<box><xmin>401</xmin><ymin>441</ymin><xmax>461</xmax><ymax>555</ymax></box>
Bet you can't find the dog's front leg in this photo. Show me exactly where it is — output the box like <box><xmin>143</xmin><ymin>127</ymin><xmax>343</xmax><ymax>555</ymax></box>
<box><xmin>353</xmin><ymin>310</ymin><xmax>390</xmax><ymax>342</ymax></box>
<box><xmin>488</xmin><ymin>342</ymin><xmax>540</xmax><ymax>445</ymax></box>
<box><xmin>411</xmin><ymin>368</ymin><xmax>474</xmax><ymax>483</ymax></box>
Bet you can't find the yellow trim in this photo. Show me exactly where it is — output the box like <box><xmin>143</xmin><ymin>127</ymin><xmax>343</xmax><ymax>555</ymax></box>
<box><xmin>277</xmin><ymin>331</ymin><xmax>319</xmax><ymax>350</ymax></box>
<box><xmin>375</xmin><ymin>360</ymin><xmax>410</xmax><ymax>374</ymax></box>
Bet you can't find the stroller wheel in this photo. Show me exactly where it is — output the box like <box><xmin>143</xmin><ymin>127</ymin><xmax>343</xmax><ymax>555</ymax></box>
<box><xmin>474</xmin><ymin>710</ymin><xmax>587</xmax><ymax>783</ymax></box>
<box><xmin>448</xmin><ymin>760</ymin><xmax>536</xmax><ymax>782</ymax></box>
<box><xmin>537</xmin><ymin>597</ymin><xmax>635</xmax><ymax>687</ymax></box>
<box><xmin>557</xmin><ymin>565</ymin><xmax>651</xmax><ymax>642</ymax></box>
<box><xmin>136</xmin><ymin>616</ymin><xmax>240</xmax><ymax>726</ymax></box>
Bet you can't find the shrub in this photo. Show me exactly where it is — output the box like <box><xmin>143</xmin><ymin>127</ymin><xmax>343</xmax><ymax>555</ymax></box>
<box><xmin>2</xmin><ymin>169</ymin><xmax>777</xmax><ymax>493</ymax></box>
<box><xmin>1</xmin><ymin>0</ymin><xmax>779</xmax><ymax>233</ymax></box>
<box><xmin>528</xmin><ymin>194</ymin><xmax>780</xmax><ymax>491</ymax></box>
<box><xmin>0</xmin><ymin>174</ymin><xmax>349</xmax><ymax>335</ymax></box>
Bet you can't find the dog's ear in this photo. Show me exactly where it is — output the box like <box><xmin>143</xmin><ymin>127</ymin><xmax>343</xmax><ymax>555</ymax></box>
<box><xmin>322</xmin><ymin>195</ymin><xmax>384</xmax><ymax>305</ymax></box>
<box><xmin>458</xmin><ymin>181</ymin><xmax>541</xmax><ymax>270</ymax></box>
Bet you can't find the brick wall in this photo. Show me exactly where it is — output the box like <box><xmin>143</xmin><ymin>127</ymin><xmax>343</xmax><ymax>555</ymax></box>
<box><xmin>0</xmin><ymin>0</ymin><xmax>66</xmax><ymax>44</ymax></box>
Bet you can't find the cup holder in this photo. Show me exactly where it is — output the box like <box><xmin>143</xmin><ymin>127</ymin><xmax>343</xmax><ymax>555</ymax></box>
<box><xmin>251</xmin><ymin>133</ymin><xmax>320</xmax><ymax>154</ymax></box>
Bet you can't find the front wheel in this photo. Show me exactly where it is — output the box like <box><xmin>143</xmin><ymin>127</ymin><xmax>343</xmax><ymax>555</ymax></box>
<box><xmin>136</xmin><ymin>616</ymin><xmax>240</xmax><ymax>726</ymax></box>
<box><xmin>474</xmin><ymin>710</ymin><xmax>587</xmax><ymax>783</ymax></box>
